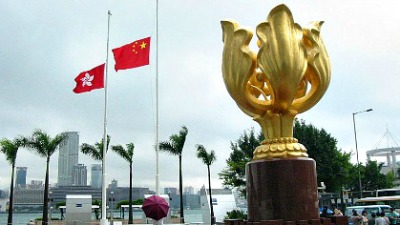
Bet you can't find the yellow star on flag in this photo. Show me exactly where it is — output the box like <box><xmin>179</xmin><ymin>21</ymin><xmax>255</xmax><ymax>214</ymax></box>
<box><xmin>140</xmin><ymin>42</ymin><xmax>147</xmax><ymax>49</ymax></box>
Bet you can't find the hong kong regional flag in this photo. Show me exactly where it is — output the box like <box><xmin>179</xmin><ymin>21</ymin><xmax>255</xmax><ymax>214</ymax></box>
<box><xmin>73</xmin><ymin>63</ymin><xmax>105</xmax><ymax>94</ymax></box>
<box><xmin>112</xmin><ymin>37</ymin><xmax>151</xmax><ymax>71</ymax></box>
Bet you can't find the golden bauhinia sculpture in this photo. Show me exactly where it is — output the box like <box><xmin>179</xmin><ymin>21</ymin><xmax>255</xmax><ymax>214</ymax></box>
<box><xmin>221</xmin><ymin>4</ymin><xmax>331</xmax><ymax>160</ymax></box>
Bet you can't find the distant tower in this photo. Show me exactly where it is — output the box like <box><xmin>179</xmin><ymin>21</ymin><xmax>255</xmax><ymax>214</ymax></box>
<box><xmin>184</xmin><ymin>186</ymin><xmax>195</xmax><ymax>195</ymax></box>
<box><xmin>108</xmin><ymin>179</ymin><xmax>118</xmax><ymax>189</ymax></box>
<box><xmin>16</xmin><ymin>167</ymin><xmax>27</xmax><ymax>188</ymax></box>
<box><xmin>58</xmin><ymin>131</ymin><xmax>79</xmax><ymax>186</ymax></box>
<box><xmin>164</xmin><ymin>187</ymin><xmax>178</xmax><ymax>195</ymax></box>
<box><xmin>91</xmin><ymin>164</ymin><xmax>102</xmax><ymax>188</ymax></box>
<box><xmin>73</xmin><ymin>164</ymin><xmax>87</xmax><ymax>186</ymax></box>
<box><xmin>29</xmin><ymin>180</ymin><xmax>43</xmax><ymax>188</ymax></box>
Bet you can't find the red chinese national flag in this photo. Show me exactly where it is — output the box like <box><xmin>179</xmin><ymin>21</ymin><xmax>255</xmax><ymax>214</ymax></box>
<box><xmin>73</xmin><ymin>63</ymin><xmax>105</xmax><ymax>94</ymax></box>
<box><xmin>112</xmin><ymin>36</ymin><xmax>151</xmax><ymax>71</ymax></box>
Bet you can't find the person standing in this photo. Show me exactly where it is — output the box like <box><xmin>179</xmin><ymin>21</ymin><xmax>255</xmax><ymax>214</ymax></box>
<box><xmin>334</xmin><ymin>208</ymin><xmax>343</xmax><ymax>216</ymax></box>
<box><xmin>382</xmin><ymin>212</ymin><xmax>390</xmax><ymax>225</ymax></box>
<box><xmin>362</xmin><ymin>210</ymin><xmax>369</xmax><ymax>225</ymax></box>
<box><xmin>376</xmin><ymin>212</ymin><xmax>386</xmax><ymax>225</ymax></box>
<box><xmin>370</xmin><ymin>212</ymin><xmax>377</xmax><ymax>225</ymax></box>
<box><xmin>351</xmin><ymin>210</ymin><xmax>362</xmax><ymax>225</ymax></box>
<box><xmin>389</xmin><ymin>208</ymin><xmax>399</xmax><ymax>225</ymax></box>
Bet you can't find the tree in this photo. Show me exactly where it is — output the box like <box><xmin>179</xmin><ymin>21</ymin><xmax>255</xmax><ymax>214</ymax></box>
<box><xmin>80</xmin><ymin>135</ymin><xmax>110</xmax><ymax>161</ymax></box>
<box><xmin>220</xmin><ymin>120</ymin><xmax>354</xmax><ymax>195</ymax></box>
<box><xmin>293</xmin><ymin>119</ymin><xmax>353</xmax><ymax>192</ymax></box>
<box><xmin>386</xmin><ymin>170</ymin><xmax>396</xmax><ymax>188</ymax></box>
<box><xmin>159</xmin><ymin>125</ymin><xmax>188</xmax><ymax>223</ymax></box>
<box><xmin>0</xmin><ymin>137</ymin><xmax>25</xmax><ymax>225</ymax></box>
<box><xmin>111</xmin><ymin>143</ymin><xmax>134</xmax><ymax>224</ymax></box>
<box><xmin>362</xmin><ymin>160</ymin><xmax>393</xmax><ymax>191</ymax></box>
<box><xmin>25</xmin><ymin>130</ymin><xmax>67</xmax><ymax>225</ymax></box>
<box><xmin>80</xmin><ymin>135</ymin><xmax>110</xmax><ymax>220</ymax></box>
<box><xmin>219</xmin><ymin>128</ymin><xmax>263</xmax><ymax>196</ymax></box>
<box><xmin>196</xmin><ymin>144</ymin><xmax>217</xmax><ymax>225</ymax></box>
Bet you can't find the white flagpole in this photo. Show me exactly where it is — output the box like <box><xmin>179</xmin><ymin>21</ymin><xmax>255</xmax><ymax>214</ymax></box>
<box><xmin>100</xmin><ymin>10</ymin><xmax>112</xmax><ymax>225</ymax></box>
<box><xmin>155</xmin><ymin>0</ymin><xmax>160</xmax><ymax>196</ymax></box>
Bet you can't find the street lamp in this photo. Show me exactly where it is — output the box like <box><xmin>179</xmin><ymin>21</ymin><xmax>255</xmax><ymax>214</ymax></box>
<box><xmin>352</xmin><ymin>108</ymin><xmax>373</xmax><ymax>198</ymax></box>
<box><xmin>109</xmin><ymin>191</ymin><xmax>115</xmax><ymax>225</ymax></box>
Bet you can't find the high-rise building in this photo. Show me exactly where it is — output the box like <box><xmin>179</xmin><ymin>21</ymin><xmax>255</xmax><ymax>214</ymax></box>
<box><xmin>108</xmin><ymin>179</ymin><xmax>118</xmax><ymax>189</ymax></box>
<box><xmin>164</xmin><ymin>187</ymin><xmax>178</xmax><ymax>195</ymax></box>
<box><xmin>29</xmin><ymin>180</ymin><xmax>43</xmax><ymax>189</ymax></box>
<box><xmin>184</xmin><ymin>186</ymin><xmax>195</xmax><ymax>195</ymax></box>
<box><xmin>58</xmin><ymin>131</ymin><xmax>79</xmax><ymax>186</ymax></box>
<box><xmin>91</xmin><ymin>164</ymin><xmax>102</xmax><ymax>188</ymax></box>
<box><xmin>16</xmin><ymin>167</ymin><xmax>27</xmax><ymax>188</ymax></box>
<box><xmin>72</xmin><ymin>164</ymin><xmax>87</xmax><ymax>186</ymax></box>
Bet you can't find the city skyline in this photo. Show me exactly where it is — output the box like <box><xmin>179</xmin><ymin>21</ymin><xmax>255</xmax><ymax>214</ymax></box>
<box><xmin>2</xmin><ymin>164</ymin><xmax>204</xmax><ymax>194</ymax></box>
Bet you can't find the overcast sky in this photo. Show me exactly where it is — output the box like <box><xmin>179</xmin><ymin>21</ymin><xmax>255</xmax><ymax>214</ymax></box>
<box><xmin>1</xmin><ymin>1</ymin><xmax>400</xmax><ymax>193</ymax></box>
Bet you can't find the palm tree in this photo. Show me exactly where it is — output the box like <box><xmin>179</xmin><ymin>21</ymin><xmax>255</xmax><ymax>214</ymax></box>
<box><xmin>159</xmin><ymin>125</ymin><xmax>188</xmax><ymax>223</ymax></box>
<box><xmin>80</xmin><ymin>135</ymin><xmax>110</xmax><ymax>220</ymax></box>
<box><xmin>25</xmin><ymin>130</ymin><xmax>67</xmax><ymax>225</ymax></box>
<box><xmin>196</xmin><ymin>144</ymin><xmax>216</xmax><ymax>225</ymax></box>
<box><xmin>0</xmin><ymin>137</ymin><xmax>25</xmax><ymax>225</ymax></box>
<box><xmin>111</xmin><ymin>143</ymin><xmax>134</xmax><ymax>224</ymax></box>
<box><xmin>80</xmin><ymin>135</ymin><xmax>110</xmax><ymax>161</ymax></box>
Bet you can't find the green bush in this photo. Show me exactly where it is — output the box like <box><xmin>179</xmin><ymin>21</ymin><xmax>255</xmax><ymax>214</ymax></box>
<box><xmin>225</xmin><ymin>210</ymin><xmax>247</xmax><ymax>220</ymax></box>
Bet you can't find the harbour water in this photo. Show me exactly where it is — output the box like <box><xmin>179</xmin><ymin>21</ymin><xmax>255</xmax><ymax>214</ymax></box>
<box><xmin>0</xmin><ymin>209</ymin><xmax>203</xmax><ymax>225</ymax></box>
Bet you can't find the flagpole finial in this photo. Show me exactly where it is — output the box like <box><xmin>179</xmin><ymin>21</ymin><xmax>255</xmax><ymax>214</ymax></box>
<box><xmin>108</xmin><ymin>10</ymin><xmax>112</xmax><ymax>16</ymax></box>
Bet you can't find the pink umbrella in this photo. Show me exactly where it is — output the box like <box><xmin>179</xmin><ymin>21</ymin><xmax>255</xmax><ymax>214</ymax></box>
<box><xmin>142</xmin><ymin>195</ymin><xmax>170</xmax><ymax>221</ymax></box>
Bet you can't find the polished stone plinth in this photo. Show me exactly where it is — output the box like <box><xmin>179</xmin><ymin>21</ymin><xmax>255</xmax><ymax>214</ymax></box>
<box><xmin>246</xmin><ymin>158</ymin><xmax>319</xmax><ymax>221</ymax></box>
<box><xmin>224</xmin><ymin>216</ymin><xmax>348</xmax><ymax>225</ymax></box>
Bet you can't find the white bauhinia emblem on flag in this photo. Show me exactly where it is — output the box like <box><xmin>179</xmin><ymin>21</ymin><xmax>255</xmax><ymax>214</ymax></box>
<box><xmin>81</xmin><ymin>73</ymin><xmax>94</xmax><ymax>87</ymax></box>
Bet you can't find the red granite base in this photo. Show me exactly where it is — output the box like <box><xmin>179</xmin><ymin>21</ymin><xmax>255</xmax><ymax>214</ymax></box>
<box><xmin>224</xmin><ymin>217</ymin><xmax>348</xmax><ymax>225</ymax></box>
<box><xmin>246</xmin><ymin>158</ymin><xmax>319</xmax><ymax>221</ymax></box>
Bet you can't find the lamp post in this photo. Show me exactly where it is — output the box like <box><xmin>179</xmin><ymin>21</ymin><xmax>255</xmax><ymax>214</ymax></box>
<box><xmin>352</xmin><ymin>108</ymin><xmax>373</xmax><ymax>198</ymax></box>
<box><xmin>109</xmin><ymin>191</ymin><xmax>115</xmax><ymax>225</ymax></box>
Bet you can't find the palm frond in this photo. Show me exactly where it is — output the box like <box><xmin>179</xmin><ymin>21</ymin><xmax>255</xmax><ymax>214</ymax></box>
<box><xmin>81</xmin><ymin>135</ymin><xmax>110</xmax><ymax>161</ymax></box>
<box><xmin>159</xmin><ymin>141</ymin><xmax>178</xmax><ymax>155</ymax></box>
<box><xmin>27</xmin><ymin>129</ymin><xmax>63</xmax><ymax>158</ymax></box>
<box><xmin>196</xmin><ymin>144</ymin><xmax>216</xmax><ymax>165</ymax></box>
<box><xmin>0</xmin><ymin>138</ymin><xmax>19</xmax><ymax>164</ymax></box>
<box><xmin>111</xmin><ymin>144</ymin><xmax>133</xmax><ymax>163</ymax></box>
<box><xmin>47</xmin><ymin>133</ymin><xmax>68</xmax><ymax>157</ymax></box>
<box><xmin>160</xmin><ymin>126</ymin><xmax>188</xmax><ymax>156</ymax></box>
<box><xmin>81</xmin><ymin>143</ymin><xmax>102</xmax><ymax>161</ymax></box>
<box><xmin>126</xmin><ymin>143</ymin><xmax>134</xmax><ymax>159</ymax></box>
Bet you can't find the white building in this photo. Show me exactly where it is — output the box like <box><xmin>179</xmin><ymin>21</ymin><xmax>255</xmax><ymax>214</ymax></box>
<box><xmin>73</xmin><ymin>164</ymin><xmax>87</xmax><ymax>186</ymax></box>
<box><xmin>200</xmin><ymin>186</ymin><xmax>237</xmax><ymax>224</ymax></box>
<box><xmin>58</xmin><ymin>131</ymin><xmax>79</xmax><ymax>186</ymax></box>
<box><xmin>91</xmin><ymin>164</ymin><xmax>102</xmax><ymax>188</ymax></box>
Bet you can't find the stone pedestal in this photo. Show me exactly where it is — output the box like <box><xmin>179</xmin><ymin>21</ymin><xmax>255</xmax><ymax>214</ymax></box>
<box><xmin>246</xmin><ymin>158</ymin><xmax>319</xmax><ymax>221</ymax></box>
